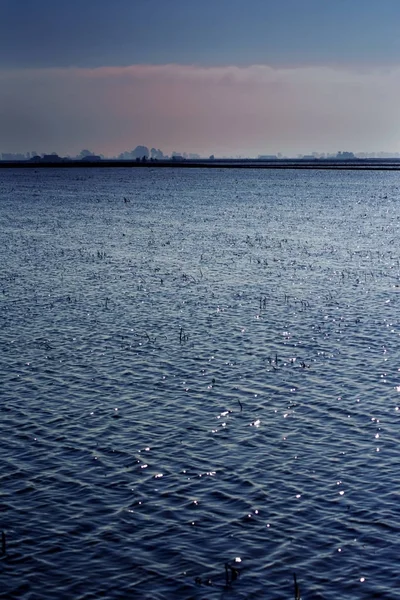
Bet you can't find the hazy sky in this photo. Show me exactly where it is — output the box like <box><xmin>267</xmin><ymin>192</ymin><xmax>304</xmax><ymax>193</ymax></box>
<box><xmin>2</xmin><ymin>0</ymin><xmax>400</xmax><ymax>156</ymax></box>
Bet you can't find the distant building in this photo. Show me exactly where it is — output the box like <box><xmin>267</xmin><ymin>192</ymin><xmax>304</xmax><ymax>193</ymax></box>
<box><xmin>41</xmin><ymin>154</ymin><xmax>64</xmax><ymax>162</ymax></box>
<box><xmin>80</xmin><ymin>155</ymin><xmax>102</xmax><ymax>162</ymax></box>
<box><xmin>1</xmin><ymin>153</ymin><xmax>27</xmax><ymax>161</ymax></box>
<box><xmin>336</xmin><ymin>151</ymin><xmax>356</xmax><ymax>159</ymax></box>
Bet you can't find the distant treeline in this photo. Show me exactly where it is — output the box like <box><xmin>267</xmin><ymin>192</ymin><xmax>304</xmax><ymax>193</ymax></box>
<box><xmin>2</xmin><ymin>157</ymin><xmax>400</xmax><ymax>170</ymax></box>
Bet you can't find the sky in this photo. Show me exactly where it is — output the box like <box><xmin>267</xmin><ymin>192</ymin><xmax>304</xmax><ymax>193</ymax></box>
<box><xmin>2</xmin><ymin>0</ymin><xmax>400</xmax><ymax>157</ymax></box>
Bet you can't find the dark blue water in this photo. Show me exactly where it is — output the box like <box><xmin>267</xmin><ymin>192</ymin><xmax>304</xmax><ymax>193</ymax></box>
<box><xmin>1</xmin><ymin>167</ymin><xmax>400</xmax><ymax>599</ymax></box>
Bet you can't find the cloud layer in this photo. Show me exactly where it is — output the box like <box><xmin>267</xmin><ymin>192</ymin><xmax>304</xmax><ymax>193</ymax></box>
<box><xmin>1</xmin><ymin>63</ymin><xmax>400</xmax><ymax>156</ymax></box>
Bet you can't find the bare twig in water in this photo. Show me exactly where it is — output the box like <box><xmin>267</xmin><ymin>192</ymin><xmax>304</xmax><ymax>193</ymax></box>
<box><xmin>144</xmin><ymin>332</ymin><xmax>157</xmax><ymax>344</ymax></box>
<box><xmin>224</xmin><ymin>563</ymin><xmax>230</xmax><ymax>587</ymax></box>
<box><xmin>179</xmin><ymin>327</ymin><xmax>189</xmax><ymax>344</ymax></box>
<box><xmin>294</xmin><ymin>573</ymin><xmax>301</xmax><ymax>599</ymax></box>
<box><xmin>225</xmin><ymin>562</ymin><xmax>240</xmax><ymax>587</ymax></box>
<box><xmin>238</xmin><ymin>399</ymin><xmax>243</xmax><ymax>412</ymax></box>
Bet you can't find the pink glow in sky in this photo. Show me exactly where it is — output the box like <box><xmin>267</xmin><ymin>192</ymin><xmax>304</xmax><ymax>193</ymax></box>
<box><xmin>1</xmin><ymin>63</ymin><xmax>400</xmax><ymax>157</ymax></box>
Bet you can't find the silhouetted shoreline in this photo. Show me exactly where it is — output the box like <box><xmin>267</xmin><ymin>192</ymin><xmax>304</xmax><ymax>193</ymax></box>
<box><xmin>2</xmin><ymin>158</ymin><xmax>400</xmax><ymax>170</ymax></box>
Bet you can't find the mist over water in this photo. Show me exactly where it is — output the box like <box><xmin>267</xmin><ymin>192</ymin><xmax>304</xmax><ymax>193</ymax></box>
<box><xmin>1</xmin><ymin>167</ymin><xmax>400</xmax><ymax>599</ymax></box>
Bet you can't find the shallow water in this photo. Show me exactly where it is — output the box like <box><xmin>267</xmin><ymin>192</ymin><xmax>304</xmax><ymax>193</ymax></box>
<box><xmin>1</xmin><ymin>167</ymin><xmax>400</xmax><ymax>599</ymax></box>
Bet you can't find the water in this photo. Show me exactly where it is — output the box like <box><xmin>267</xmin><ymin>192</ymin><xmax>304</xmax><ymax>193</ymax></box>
<box><xmin>1</xmin><ymin>167</ymin><xmax>400</xmax><ymax>599</ymax></box>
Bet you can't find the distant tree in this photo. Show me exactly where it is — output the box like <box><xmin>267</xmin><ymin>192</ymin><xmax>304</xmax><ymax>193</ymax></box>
<box><xmin>151</xmin><ymin>147</ymin><xmax>164</xmax><ymax>159</ymax></box>
<box><xmin>132</xmin><ymin>146</ymin><xmax>149</xmax><ymax>159</ymax></box>
<box><xmin>79</xmin><ymin>149</ymin><xmax>94</xmax><ymax>158</ymax></box>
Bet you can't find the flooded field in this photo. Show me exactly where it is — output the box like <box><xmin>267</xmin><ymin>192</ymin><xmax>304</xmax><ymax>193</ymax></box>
<box><xmin>1</xmin><ymin>167</ymin><xmax>400</xmax><ymax>599</ymax></box>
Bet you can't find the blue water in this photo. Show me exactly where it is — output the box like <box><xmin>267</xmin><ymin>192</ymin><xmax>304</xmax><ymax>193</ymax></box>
<box><xmin>1</xmin><ymin>167</ymin><xmax>400</xmax><ymax>599</ymax></box>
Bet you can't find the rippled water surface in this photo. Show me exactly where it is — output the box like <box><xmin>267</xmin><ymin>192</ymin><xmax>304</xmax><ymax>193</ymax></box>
<box><xmin>1</xmin><ymin>167</ymin><xmax>400</xmax><ymax>599</ymax></box>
